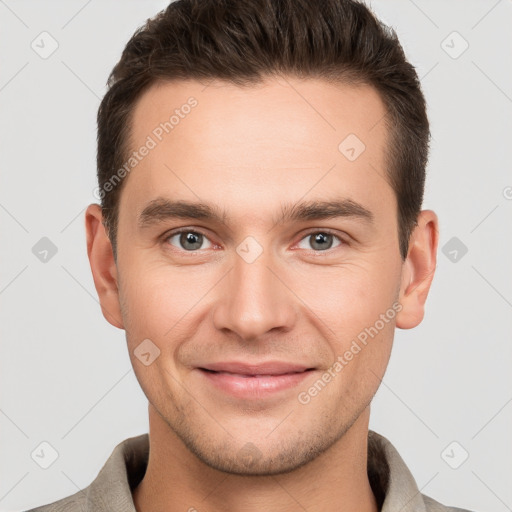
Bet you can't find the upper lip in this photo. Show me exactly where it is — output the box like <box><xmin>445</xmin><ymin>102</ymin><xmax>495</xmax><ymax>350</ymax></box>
<box><xmin>199</xmin><ymin>361</ymin><xmax>314</xmax><ymax>375</ymax></box>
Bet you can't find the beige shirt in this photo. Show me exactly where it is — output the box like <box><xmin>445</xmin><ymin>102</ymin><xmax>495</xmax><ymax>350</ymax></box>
<box><xmin>26</xmin><ymin>430</ymin><xmax>474</xmax><ymax>512</ymax></box>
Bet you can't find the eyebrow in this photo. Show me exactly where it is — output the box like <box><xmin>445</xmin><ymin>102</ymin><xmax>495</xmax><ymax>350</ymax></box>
<box><xmin>137</xmin><ymin>196</ymin><xmax>374</xmax><ymax>229</ymax></box>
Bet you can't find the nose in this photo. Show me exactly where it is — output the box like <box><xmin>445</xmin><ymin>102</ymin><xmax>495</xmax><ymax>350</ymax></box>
<box><xmin>212</xmin><ymin>247</ymin><xmax>298</xmax><ymax>341</ymax></box>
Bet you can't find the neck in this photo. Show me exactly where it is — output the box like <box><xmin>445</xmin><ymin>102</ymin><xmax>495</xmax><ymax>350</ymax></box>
<box><xmin>133</xmin><ymin>405</ymin><xmax>379</xmax><ymax>512</ymax></box>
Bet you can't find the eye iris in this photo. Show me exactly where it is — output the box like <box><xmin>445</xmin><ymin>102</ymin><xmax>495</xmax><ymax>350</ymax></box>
<box><xmin>180</xmin><ymin>232</ymin><xmax>203</xmax><ymax>251</ymax></box>
<box><xmin>310</xmin><ymin>233</ymin><xmax>332</xmax><ymax>251</ymax></box>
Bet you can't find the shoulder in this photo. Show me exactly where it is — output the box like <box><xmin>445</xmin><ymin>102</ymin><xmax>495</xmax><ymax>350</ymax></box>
<box><xmin>24</xmin><ymin>492</ymin><xmax>98</xmax><ymax>512</ymax></box>
<box><xmin>23</xmin><ymin>479</ymin><xmax>130</xmax><ymax>512</ymax></box>
<box><xmin>368</xmin><ymin>430</ymin><xmax>478</xmax><ymax>512</ymax></box>
<box><xmin>422</xmin><ymin>493</ymin><xmax>477</xmax><ymax>512</ymax></box>
<box><xmin>24</xmin><ymin>434</ymin><xmax>148</xmax><ymax>512</ymax></box>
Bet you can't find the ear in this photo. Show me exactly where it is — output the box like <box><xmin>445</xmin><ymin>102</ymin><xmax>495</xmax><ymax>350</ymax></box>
<box><xmin>85</xmin><ymin>203</ymin><xmax>124</xmax><ymax>329</ymax></box>
<box><xmin>395</xmin><ymin>210</ymin><xmax>439</xmax><ymax>330</ymax></box>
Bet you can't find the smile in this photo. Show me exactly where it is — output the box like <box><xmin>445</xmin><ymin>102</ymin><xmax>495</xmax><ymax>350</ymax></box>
<box><xmin>197</xmin><ymin>367</ymin><xmax>315</xmax><ymax>399</ymax></box>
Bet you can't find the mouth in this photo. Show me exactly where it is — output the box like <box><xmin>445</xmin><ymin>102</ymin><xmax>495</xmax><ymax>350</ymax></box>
<box><xmin>200</xmin><ymin>368</ymin><xmax>314</xmax><ymax>377</ymax></box>
<box><xmin>198</xmin><ymin>361</ymin><xmax>315</xmax><ymax>375</ymax></box>
<box><xmin>196</xmin><ymin>363</ymin><xmax>316</xmax><ymax>398</ymax></box>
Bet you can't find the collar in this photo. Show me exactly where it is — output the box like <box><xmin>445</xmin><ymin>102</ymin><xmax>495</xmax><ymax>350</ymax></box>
<box><xmin>77</xmin><ymin>430</ymin><xmax>431</xmax><ymax>511</ymax></box>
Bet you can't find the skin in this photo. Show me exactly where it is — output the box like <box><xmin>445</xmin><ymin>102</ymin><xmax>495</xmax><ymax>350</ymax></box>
<box><xmin>85</xmin><ymin>76</ymin><xmax>438</xmax><ymax>512</ymax></box>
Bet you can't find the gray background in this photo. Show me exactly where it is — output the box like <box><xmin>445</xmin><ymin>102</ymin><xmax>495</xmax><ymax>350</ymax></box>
<box><xmin>1</xmin><ymin>1</ymin><xmax>511</xmax><ymax>511</ymax></box>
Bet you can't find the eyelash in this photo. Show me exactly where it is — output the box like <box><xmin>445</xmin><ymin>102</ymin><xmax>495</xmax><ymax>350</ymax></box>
<box><xmin>162</xmin><ymin>228</ymin><xmax>347</xmax><ymax>255</ymax></box>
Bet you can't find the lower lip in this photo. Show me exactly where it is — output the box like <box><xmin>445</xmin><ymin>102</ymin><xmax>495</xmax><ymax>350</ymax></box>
<box><xmin>198</xmin><ymin>369</ymin><xmax>313</xmax><ymax>399</ymax></box>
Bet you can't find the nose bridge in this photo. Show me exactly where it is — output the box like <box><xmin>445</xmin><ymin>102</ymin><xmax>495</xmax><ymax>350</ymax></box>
<box><xmin>212</xmin><ymin>243</ymin><xmax>296</xmax><ymax>340</ymax></box>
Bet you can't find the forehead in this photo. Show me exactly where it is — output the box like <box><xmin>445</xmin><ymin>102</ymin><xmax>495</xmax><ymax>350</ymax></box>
<box><xmin>120</xmin><ymin>77</ymin><xmax>393</xmax><ymax>225</ymax></box>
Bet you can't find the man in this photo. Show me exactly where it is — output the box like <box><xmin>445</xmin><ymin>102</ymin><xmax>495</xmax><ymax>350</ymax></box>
<box><xmin>27</xmin><ymin>0</ymin><xmax>475</xmax><ymax>510</ymax></box>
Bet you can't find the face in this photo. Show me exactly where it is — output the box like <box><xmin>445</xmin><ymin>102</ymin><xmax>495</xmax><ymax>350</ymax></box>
<box><xmin>87</xmin><ymin>77</ymin><xmax>435</xmax><ymax>476</ymax></box>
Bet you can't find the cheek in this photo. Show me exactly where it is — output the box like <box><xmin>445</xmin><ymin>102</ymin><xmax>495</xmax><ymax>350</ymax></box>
<box><xmin>119</xmin><ymin>264</ymin><xmax>200</xmax><ymax>402</ymax></box>
<box><xmin>123</xmin><ymin>265</ymin><xmax>199</xmax><ymax>328</ymax></box>
<box><xmin>301</xmin><ymin>265</ymin><xmax>398</xmax><ymax>399</ymax></box>
<box><xmin>292</xmin><ymin>260</ymin><xmax>399</xmax><ymax>404</ymax></box>
<box><xmin>119</xmin><ymin>261</ymin><xmax>215</xmax><ymax>346</ymax></box>
<box><xmin>293</xmin><ymin>259</ymin><xmax>400</xmax><ymax>339</ymax></box>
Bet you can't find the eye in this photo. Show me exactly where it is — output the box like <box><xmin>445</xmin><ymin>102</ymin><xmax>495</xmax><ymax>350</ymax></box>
<box><xmin>296</xmin><ymin>231</ymin><xmax>343</xmax><ymax>252</ymax></box>
<box><xmin>166</xmin><ymin>230</ymin><xmax>214</xmax><ymax>251</ymax></box>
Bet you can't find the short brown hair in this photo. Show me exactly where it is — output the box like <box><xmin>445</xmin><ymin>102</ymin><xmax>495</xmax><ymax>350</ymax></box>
<box><xmin>97</xmin><ymin>0</ymin><xmax>429</xmax><ymax>261</ymax></box>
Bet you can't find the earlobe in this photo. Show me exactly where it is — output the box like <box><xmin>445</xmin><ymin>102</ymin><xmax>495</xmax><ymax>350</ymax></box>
<box><xmin>395</xmin><ymin>210</ymin><xmax>439</xmax><ymax>330</ymax></box>
<box><xmin>85</xmin><ymin>203</ymin><xmax>124</xmax><ymax>329</ymax></box>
